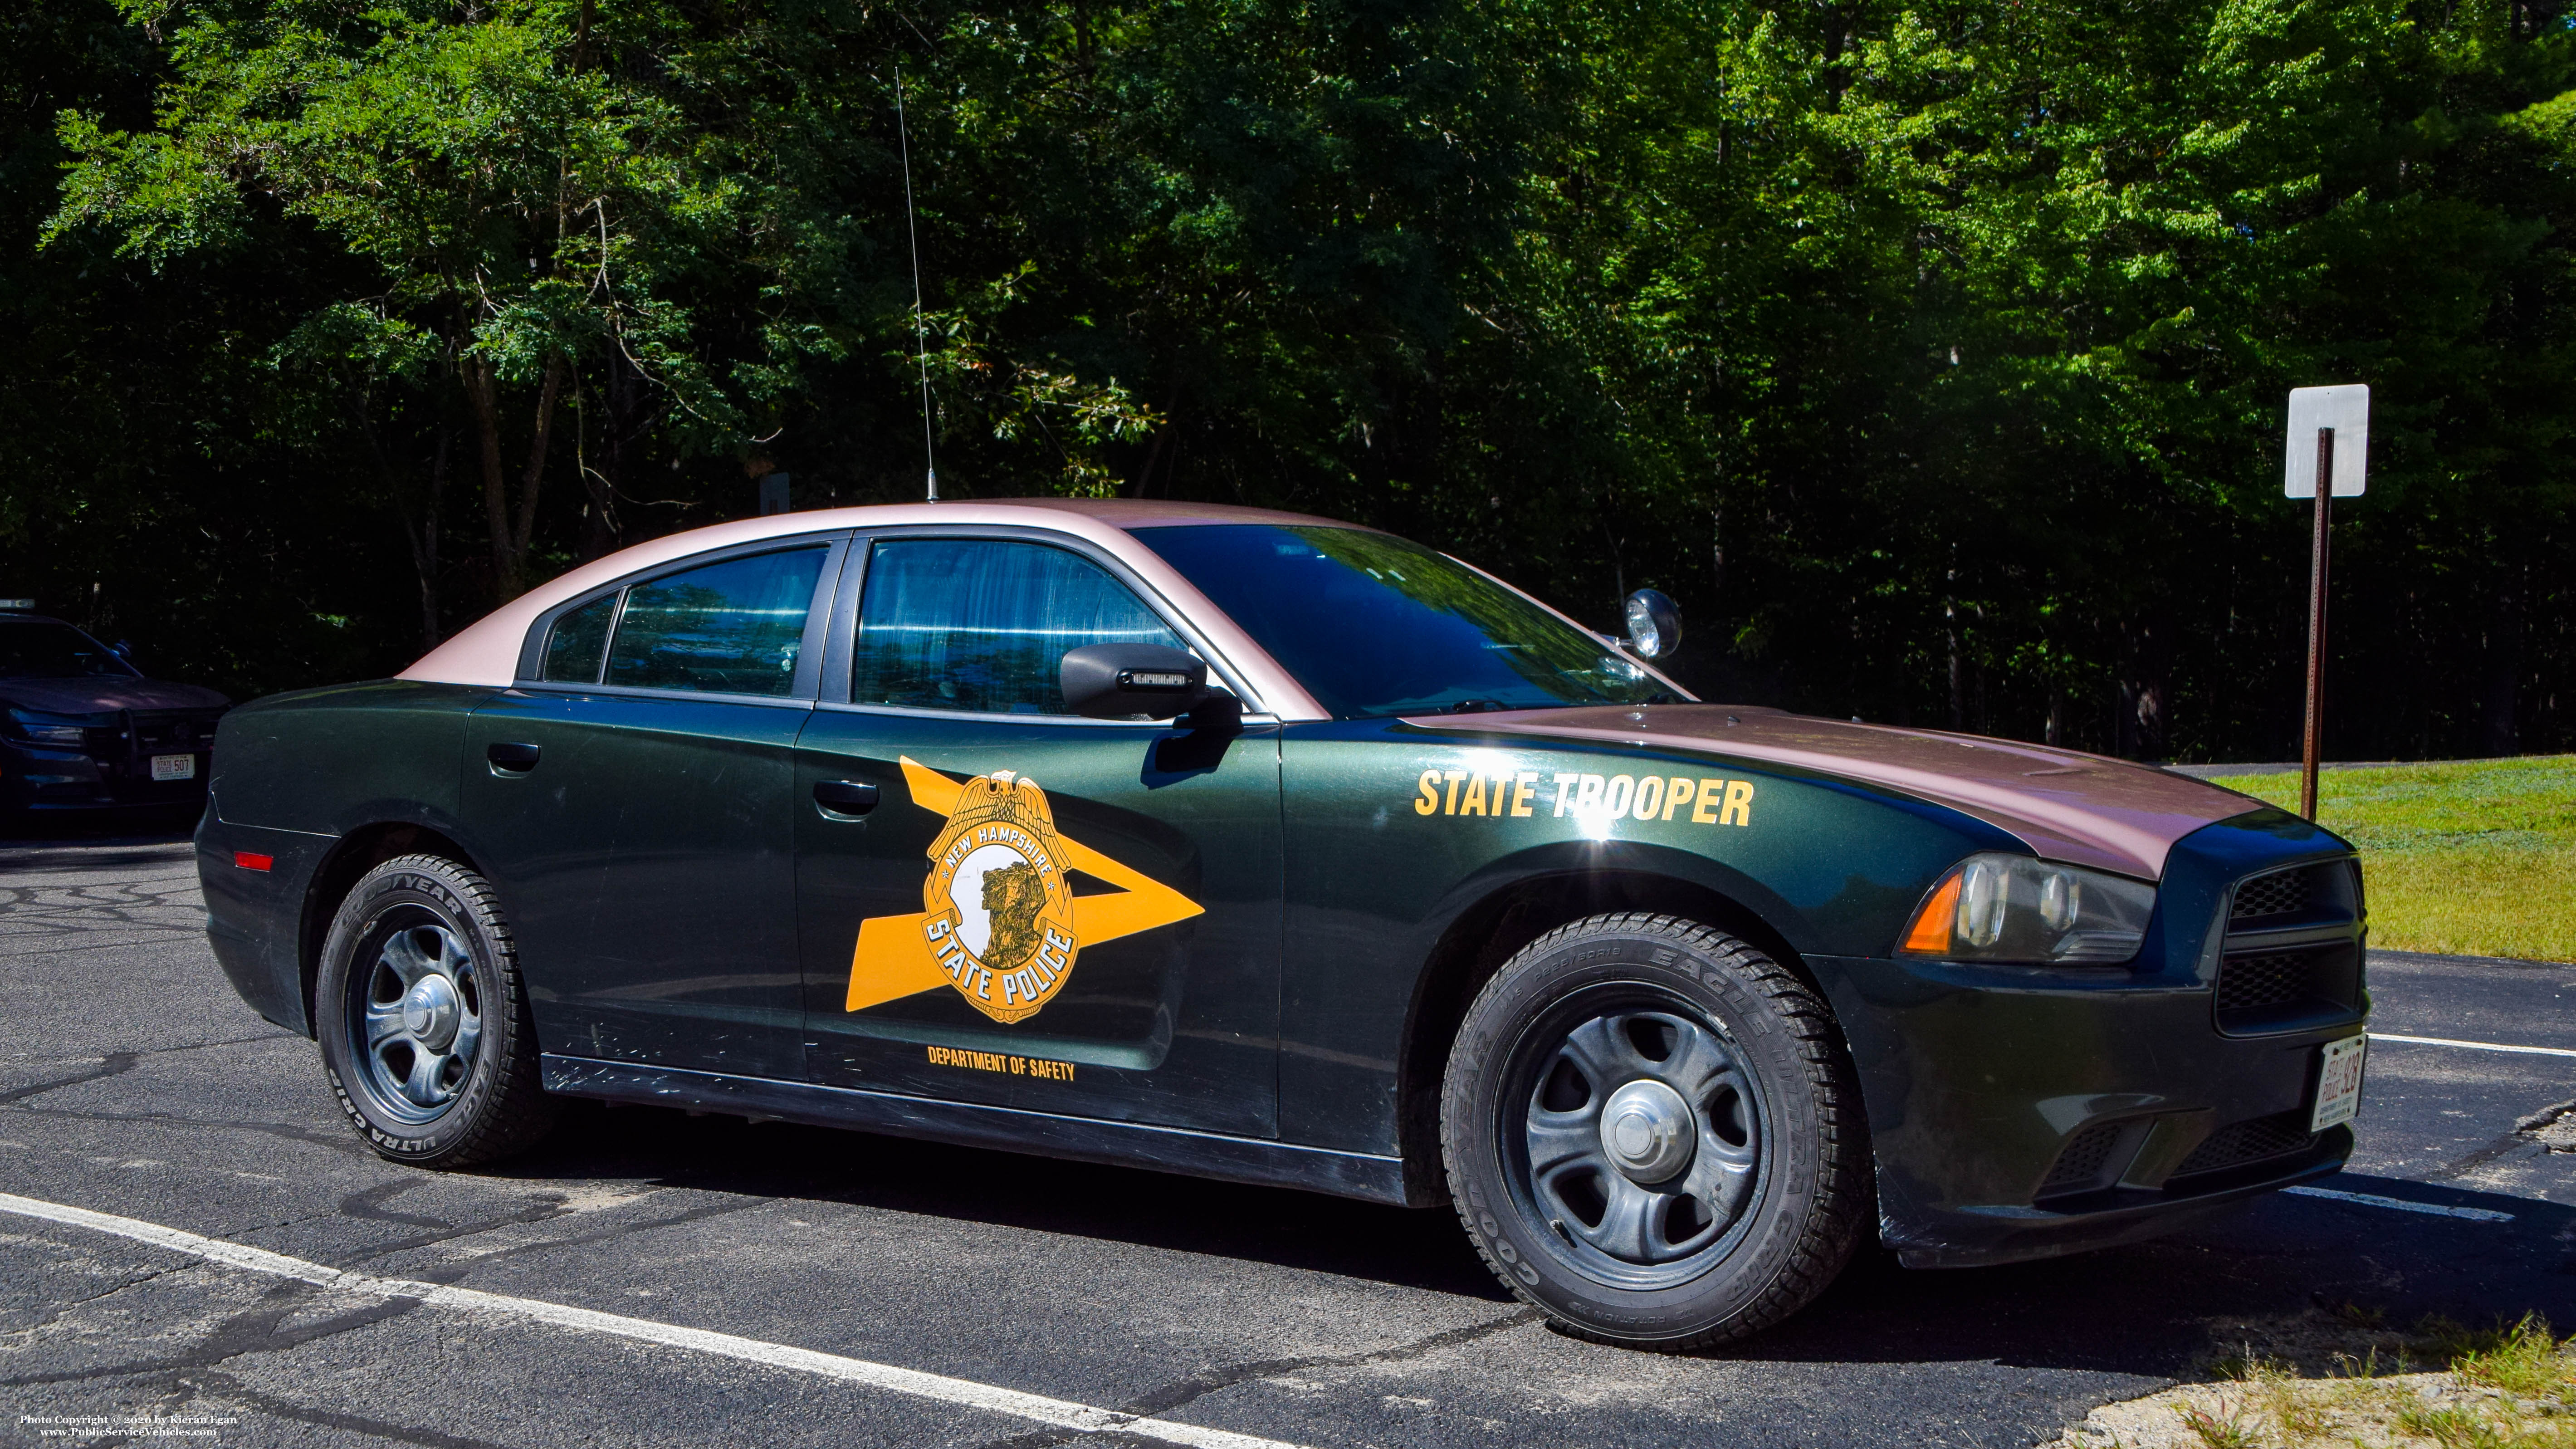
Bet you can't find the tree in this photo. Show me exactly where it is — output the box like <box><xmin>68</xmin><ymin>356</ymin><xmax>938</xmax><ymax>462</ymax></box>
<box><xmin>6</xmin><ymin>0</ymin><xmax>2568</xmax><ymax>757</ymax></box>
<box><xmin>50</xmin><ymin>0</ymin><xmax>743</xmax><ymax>605</ymax></box>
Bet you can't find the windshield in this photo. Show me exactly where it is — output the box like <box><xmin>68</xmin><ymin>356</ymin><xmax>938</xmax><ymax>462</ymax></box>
<box><xmin>0</xmin><ymin>621</ymin><xmax>137</xmax><ymax>680</ymax></box>
<box><xmin>1133</xmin><ymin>525</ymin><xmax>1680</xmax><ymax>718</ymax></box>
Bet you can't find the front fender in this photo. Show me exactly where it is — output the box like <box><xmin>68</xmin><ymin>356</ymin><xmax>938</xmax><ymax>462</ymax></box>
<box><xmin>1276</xmin><ymin>719</ymin><xmax>2021</xmax><ymax>1158</ymax></box>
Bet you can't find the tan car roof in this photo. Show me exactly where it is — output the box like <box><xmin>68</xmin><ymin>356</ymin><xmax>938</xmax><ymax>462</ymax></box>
<box><xmin>396</xmin><ymin>499</ymin><xmax>1351</xmax><ymax>715</ymax></box>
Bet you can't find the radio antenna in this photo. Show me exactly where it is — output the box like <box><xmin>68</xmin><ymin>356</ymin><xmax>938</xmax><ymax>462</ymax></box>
<box><xmin>895</xmin><ymin>63</ymin><xmax>936</xmax><ymax>501</ymax></box>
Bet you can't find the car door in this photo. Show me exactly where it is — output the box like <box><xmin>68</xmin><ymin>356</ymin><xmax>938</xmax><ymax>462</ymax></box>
<box><xmin>794</xmin><ymin>531</ymin><xmax>1284</xmax><ymax>1137</ymax></box>
<box><xmin>463</xmin><ymin>535</ymin><xmax>845</xmax><ymax>1080</ymax></box>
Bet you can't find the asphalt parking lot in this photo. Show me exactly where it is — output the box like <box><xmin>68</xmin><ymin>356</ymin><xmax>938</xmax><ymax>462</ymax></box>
<box><xmin>2</xmin><ymin>824</ymin><xmax>2570</xmax><ymax>1448</ymax></box>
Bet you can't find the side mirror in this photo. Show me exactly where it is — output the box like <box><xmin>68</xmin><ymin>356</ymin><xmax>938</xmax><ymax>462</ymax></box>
<box><xmin>1623</xmin><ymin>589</ymin><xmax>1682</xmax><ymax>660</ymax></box>
<box><xmin>1061</xmin><ymin>644</ymin><xmax>1215</xmax><ymax>721</ymax></box>
<box><xmin>110</xmin><ymin>640</ymin><xmax>135</xmax><ymax>662</ymax></box>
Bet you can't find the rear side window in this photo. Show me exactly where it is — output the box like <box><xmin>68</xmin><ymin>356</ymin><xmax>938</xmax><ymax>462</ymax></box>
<box><xmin>851</xmin><ymin>539</ymin><xmax>1185</xmax><ymax>715</ymax></box>
<box><xmin>541</xmin><ymin>594</ymin><xmax>619</xmax><ymax>683</ymax></box>
<box><xmin>533</xmin><ymin>547</ymin><xmax>826</xmax><ymax>695</ymax></box>
<box><xmin>602</xmin><ymin>547</ymin><xmax>826</xmax><ymax>695</ymax></box>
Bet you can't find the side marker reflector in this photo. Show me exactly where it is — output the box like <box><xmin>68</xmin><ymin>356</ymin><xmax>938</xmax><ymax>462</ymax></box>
<box><xmin>233</xmin><ymin>852</ymin><xmax>273</xmax><ymax>872</ymax></box>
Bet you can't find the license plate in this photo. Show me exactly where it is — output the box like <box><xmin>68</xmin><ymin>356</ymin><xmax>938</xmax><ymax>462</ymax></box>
<box><xmin>2312</xmin><ymin>1034</ymin><xmax>2367</xmax><ymax>1133</ymax></box>
<box><xmin>150</xmin><ymin>754</ymin><xmax>196</xmax><ymax>782</ymax></box>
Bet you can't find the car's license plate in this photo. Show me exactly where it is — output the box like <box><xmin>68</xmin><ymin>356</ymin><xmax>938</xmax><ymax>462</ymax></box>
<box><xmin>2312</xmin><ymin>1034</ymin><xmax>2367</xmax><ymax>1132</ymax></box>
<box><xmin>150</xmin><ymin>754</ymin><xmax>196</xmax><ymax>782</ymax></box>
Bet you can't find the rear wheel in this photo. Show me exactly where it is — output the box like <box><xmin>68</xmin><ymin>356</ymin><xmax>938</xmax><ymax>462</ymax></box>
<box><xmin>1440</xmin><ymin>912</ymin><xmax>1866</xmax><ymax>1348</ymax></box>
<box><xmin>316</xmin><ymin>854</ymin><xmax>557</xmax><ymax>1166</ymax></box>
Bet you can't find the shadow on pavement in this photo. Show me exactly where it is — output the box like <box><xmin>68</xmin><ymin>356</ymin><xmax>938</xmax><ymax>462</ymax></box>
<box><xmin>484</xmin><ymin>1103</ymin><xmax>2576</xmax><ymax>1377</ymax></box>
<box><xmin>490</xmin><ymin>1104</ymin><xmax>1508</xmax><ymax>1300</ymax></box>
<box><xmin>0</xmin><ymin>808</ymin><xmax>198</xmax><ymax>852</ymax></box>
<box><xmin>1740</xmin><ymin>1173</ymin><xmax>2574</xmax><ymax>1373</ymax></box>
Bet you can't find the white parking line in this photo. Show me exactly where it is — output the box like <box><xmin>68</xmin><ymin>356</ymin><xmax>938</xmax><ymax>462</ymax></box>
<box><xmin>2369</xmin><ymin>1033</ymin><xmax>2576</xmax><ymax>1060</ymax></box>
<box><xmin>0</xmin><ymin>1191</ymin><xmax>1303</xmax><ymax>1449</ymax></box>
<box><xmin>2282</xmin><ymin>1186</ymin><xmax>2515</xmax><ymax>1222</ymax></box>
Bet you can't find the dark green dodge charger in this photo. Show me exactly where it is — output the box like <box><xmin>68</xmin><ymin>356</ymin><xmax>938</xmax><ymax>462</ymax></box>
<box><xmin>198</xmin><ymin>499</ymin><xmax>2369</xmax><ymax>1348</ymax></box>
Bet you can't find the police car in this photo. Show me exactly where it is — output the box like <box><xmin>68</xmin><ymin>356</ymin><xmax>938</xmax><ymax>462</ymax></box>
<box><xmin>197</xmin><ymin>500</ymin><xmax>2368</xmax><ymax>1348</ymax></box>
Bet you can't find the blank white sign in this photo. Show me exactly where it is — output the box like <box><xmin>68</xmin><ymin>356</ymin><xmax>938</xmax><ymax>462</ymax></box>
<box><xmin>2284</xmin><ymin>385</ymin><xmax>2369</xmax><ymax>498</ymax></box>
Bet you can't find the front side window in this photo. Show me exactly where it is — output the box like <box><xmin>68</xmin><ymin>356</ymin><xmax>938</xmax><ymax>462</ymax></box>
<box><xmin>851</xmin><ymin>539</ymin><xmax>1186</xmax><ymax>715</ymax></box>
<box><xmin>534</xmin><ymin>547</ymin><xmax>824</xmax><ymax>696</ymax></box>
<box><xmin>1133</xmin><ymin>525</ymin><xmax>1680</xmax><ymax>718</ymax></box>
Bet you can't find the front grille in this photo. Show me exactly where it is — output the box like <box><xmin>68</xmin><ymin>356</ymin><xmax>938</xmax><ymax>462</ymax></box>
<box><xmin>90</xmin><ymin>709</ymin><xmax>223</xmax><ymax>798</ymax></box>
<box><xmin>2231</xmin><ymin>867</ymin><xmax>2312</xmax><ymax>921</ymax></box>
<box><xmin>2213</xmin><ymin>943</ymin><xmax>2363</xmax><ymax>1032</ymax></box>
<box><xmin>2214</xmin><ymin>859</ymin><xmax>2364</xmax><ymax>1035</ymax></box>
<box><xmin>2172</xmin><ymin>1111</ymin><xmax>2317</xmax><ymax>1179</ymax></box>
<box><xmin>130</xmin><ymin>710</ymin><xmax>221</xmax><ymax>754</ymax></box>
<box><xmin>2037</xmin><ymin>1123</ymin><xmax>2127</xmax><ymax>1199</ymax></box>
<box><xmin>2216</xmin><ymin>951</ymin><xmax>2314</xmax><ymax>1014</ymax></box>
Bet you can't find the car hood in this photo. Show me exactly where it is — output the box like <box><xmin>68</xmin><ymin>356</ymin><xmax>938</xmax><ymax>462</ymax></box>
<box><xmin>0</xmin><ymin>676</ymin><xmax>231</xmax><ymax>715</ymax></box>
<box><xmin>1408</xmin><ymin>705</ymin><xmax>2263</xmax><ymax>879</ymax></box>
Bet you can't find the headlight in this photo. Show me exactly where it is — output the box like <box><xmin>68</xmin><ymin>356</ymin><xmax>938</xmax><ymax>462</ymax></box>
<box><xmin>5</xmin><ymin>708</ymin><xmax>108</xmax><ymax>746</ymax></box>
<box><xmin>1898</xmin><ymin>852</ymin><xmax>2156</xmax><ymax>964</ymax></box>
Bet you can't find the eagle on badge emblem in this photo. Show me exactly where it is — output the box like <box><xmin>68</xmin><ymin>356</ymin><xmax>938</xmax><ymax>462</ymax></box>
<box><xmin>920</xmin><ymin>770</ymin><xmax>1082</xmax><ymax>1023</ymax></box>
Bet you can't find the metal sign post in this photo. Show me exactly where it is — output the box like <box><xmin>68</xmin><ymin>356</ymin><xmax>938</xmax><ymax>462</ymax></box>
<box><xmin>2283</xmin><ymin>384</ymin><xmax>2369</xmax><ymax>821</ymax></box>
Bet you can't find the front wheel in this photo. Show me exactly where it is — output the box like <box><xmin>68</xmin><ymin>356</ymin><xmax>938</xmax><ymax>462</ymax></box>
<box><xmin>315</xmin><ymin>853</ymin><xmax>557</xmax><ymax>1166</ymax></box>
<box><xmin>1440</xmin><ymin>913</ymin><xmax>1867</xmax><ymax>1349</ymax></box>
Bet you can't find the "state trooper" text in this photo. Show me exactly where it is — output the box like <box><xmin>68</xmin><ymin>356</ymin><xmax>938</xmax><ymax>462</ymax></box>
<box><xmin>1413</xmin><ymin>769</ymin><xmax>1753</xmax><ymax>826</ymax></box>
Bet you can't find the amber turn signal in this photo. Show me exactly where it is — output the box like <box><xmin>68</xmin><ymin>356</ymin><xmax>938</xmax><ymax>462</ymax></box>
<box><xmin>1900</xmin><ymin>873</ymin><xmax>1960</xmax><ymax>954</ymax></box>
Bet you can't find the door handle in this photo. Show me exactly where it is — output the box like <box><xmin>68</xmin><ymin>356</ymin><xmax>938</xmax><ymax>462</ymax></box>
<box><xmin>813</xmin><ymin>780</ymin><xmax>879</xmax><ymax>817</ymax></box>
<box><xmin>487</xmin><ymin>741</ymin><xmax>542</xmax><ymax>773</ymax></box>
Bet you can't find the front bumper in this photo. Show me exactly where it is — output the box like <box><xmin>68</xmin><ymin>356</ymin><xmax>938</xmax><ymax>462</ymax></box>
<box><xmin>1882</xmin><ymin>1127</ymin><xmax>2351</xmax><ymax>1269</ymax></box>
<box><xmin>2</xmin><ymin>733</ymin><xmax>213</xmax><ymax>812</ymax></box>
<box><xmin>1813</xmin><ymin>809</ymin><xmax>2366</xmax><ymax>1268</ymax></box>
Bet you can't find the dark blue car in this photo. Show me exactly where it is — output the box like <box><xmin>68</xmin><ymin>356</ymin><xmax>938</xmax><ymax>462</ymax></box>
<box><xmin>0</xmin><ymin>607</ymin><xmax>228</xmax><ymax>818</ymax></box>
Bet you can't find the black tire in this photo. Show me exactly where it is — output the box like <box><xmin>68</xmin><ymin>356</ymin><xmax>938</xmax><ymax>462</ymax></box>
<box><xmin>315</xmin><ymin>853</ymin><xmax>557</xmax><ymax>1166</ymax></box>
<box><xmin>1440</xmin><ymin>912</ymin><xmax>1866</xmax><ymax>1349</ymax></box>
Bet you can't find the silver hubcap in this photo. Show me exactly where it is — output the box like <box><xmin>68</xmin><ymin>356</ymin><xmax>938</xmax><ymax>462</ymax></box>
<box><xmin>358</xmin><ymin>923</ymin><xmax>482</xmax><ymax>1122</ymax></box>
<box><xmin>1599</xmin><ymin>1079</ymin><xmax>1696</xmax><ymax>1183</ymax></box>
<box><xmin>401</xmin><ymin>974</ymin><xmax>460</xmax><ymax>1049</ymax></box>
<box><xmin>1522</xmin><ymin>1009</ymin><xmax>1761</xmax><ymax>1269</ymax></box>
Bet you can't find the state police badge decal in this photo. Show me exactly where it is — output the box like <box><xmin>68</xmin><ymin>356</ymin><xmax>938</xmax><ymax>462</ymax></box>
<box><xmin>842</xmin><ymin>757</ymin><xmax>1203</xmax><ymax>1024</ymax></box>
<box><xmin>922</xmin><ymin>770</ymin><xmax>1079</xmax><ymax>1023</ymax></box>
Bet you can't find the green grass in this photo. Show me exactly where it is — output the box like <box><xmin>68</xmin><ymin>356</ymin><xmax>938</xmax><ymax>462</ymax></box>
<box><xmin>2203</xmin><ymin>756</ymin><xmax>2576</xmax><ymax>964</ymax></box>
<box><xmin>2131</xmin><ymin>1315</ymin><xmax>2576</xmax><ymax>1448</ymax></box>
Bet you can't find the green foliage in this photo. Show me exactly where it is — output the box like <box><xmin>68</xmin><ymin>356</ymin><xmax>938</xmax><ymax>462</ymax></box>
<box><xmin>2436</xmin><ymin>1313</ymin><xmax>2576</xmax><ymax>1398</ymax></box>
<box><xmin>1501</xmin><ymin>0</ymin><xmax>2576</xmax><ymax>756</ymax></box>
<box><xmin>50</xmin><ymin>0</ymin><xmax>724</xmax><ymax>409</ymax></box>
<box><xmin>0</xmin><ymin>0</ymin><xmax>2567</xmax><ymax>755</ymax></box>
